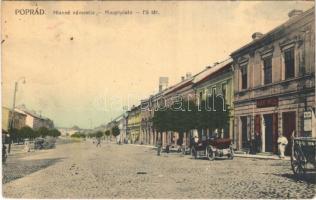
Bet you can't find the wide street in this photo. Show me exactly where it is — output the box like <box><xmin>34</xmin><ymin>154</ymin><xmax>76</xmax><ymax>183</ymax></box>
<box><xmin>2</xmin><ymin>139</ymin><xmax>316</xmax><ymax>199</ymax></box>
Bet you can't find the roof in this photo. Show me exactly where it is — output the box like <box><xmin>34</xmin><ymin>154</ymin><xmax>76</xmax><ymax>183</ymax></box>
<box><xmin>15</xmin><ymin>106</ymin><xmax>48</xmax><ymax>120</ymax></box>
<box><xmin>230</xmin><ymin>7</ymin><xmax>314</xmax><ymax>57</ymax></box>
<box><xmin>163</xmin><ymin>77</ymin><xmax>194</xmax><ymax>96</ymax></box>
<box><xmin>193</xmin><ymin>58</ymin><xmax>233</xmax><ymax>85</ymax></box>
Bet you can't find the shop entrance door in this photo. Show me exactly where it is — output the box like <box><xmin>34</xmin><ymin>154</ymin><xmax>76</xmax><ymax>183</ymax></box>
<box><xmin>241</xmin><ymin>116</ymin><xmax>248</xmax><ymax>149</ymax></box>
<box><xmin>264</xmin><ymin>114</ymin><xmax>274</xmax><ymax>152</ymax></box>
<box><xmin>282</xmin><ymin>112</ymin><xmax>296</xmax><ymax>155</ymax></box>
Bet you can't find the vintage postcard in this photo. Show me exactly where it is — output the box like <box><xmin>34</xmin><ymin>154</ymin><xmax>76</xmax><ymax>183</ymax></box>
<box><xmin>1</xmin><ymin>1</ymin><xmax>315</xmax><ymax>199</ymax></box>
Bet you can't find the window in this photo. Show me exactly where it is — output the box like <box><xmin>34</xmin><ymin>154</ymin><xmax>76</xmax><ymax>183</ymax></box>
<box><xmin>199</xmin><ymin>91</ymin><xmax>203</xmax><ymax>104</ymax></box>
<box><xmin>240</xmin><ymin>65</ymin><xmax>248</xmax><ymax>89</ymax></box>
<box><xmin>222</xmin><ymin>83</ymin><xmax>227</xmax><ymax>102</ymax></box>
<box><xmin>284</xmin><ymin>48</ymin><xmax>295</xmax><ymax>79</ymax></box>
<box><xmin>212</xmin><ymin>87</ymin><xmax>216</xmax><ymax>97</ymax></box>
<box><xmin>263</xmin><ymin>57</ymin><xmax>272</xmax><ymax>84</ymax></box>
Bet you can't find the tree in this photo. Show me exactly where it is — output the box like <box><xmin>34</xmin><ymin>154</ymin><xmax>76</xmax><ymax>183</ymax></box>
<box><xmin>37</xmin><ymin>127</ymin><xmax>49</xmax><ymax>137</ymax></box>
<box><xmin>96</xmin><ymin>131</ymin><xmax>103</xmax><ymax>138</ymax></box>
<box><xmin>112</xmin><ymin>126</ymin><xmax>120</xmax><ymax>137</ymax></box>
<box><xmin>48</xmin><ymin>129</ymin><xmax>61</xmax><ymax>137</ymax></box>
<box><xmin>10</xmin><ymin>128</ymin><xmax>19</xmax><ymax>143</ymax></box>
<box><xmin>105</xmin><ymin>130</ymin><xmax>111</xmax><ymax>141</ymax></box>
<box><xmin>19</xmin><ymin>126</ymin><xmax>35</xmax><ymax>140</ymax></box>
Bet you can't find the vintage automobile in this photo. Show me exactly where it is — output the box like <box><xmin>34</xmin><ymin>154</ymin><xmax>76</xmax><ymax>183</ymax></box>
<box><xmin>191</xmin><ymin>138</ymin><xmax>234</xmax><ymax>160</ymax></box>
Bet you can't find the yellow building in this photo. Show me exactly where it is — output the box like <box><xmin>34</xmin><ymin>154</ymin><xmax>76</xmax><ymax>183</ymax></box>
<box><xmin>2</xmin><ymin>107</ymin><xmax>27</xmax><ymax>131</ymax></box>
<box><xmin>127</xmin><ymin>105</ymin><xmax>141</xmax><ymax>144</ymax></box>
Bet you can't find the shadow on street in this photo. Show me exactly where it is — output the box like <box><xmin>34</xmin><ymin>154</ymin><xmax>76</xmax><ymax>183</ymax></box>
<box><xmin>2</xmin><ymin>157</ymin><xmax>64</xmax><ymax>184</ymax></box>
<box><xmin>273</xmin><ymin>172</ymin><xmax>316</xmax><ymax>184</ymax></box>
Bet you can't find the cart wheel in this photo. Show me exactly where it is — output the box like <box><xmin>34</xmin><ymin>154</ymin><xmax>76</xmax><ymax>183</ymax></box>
<box><xmin>207</xmin><ymin>147</ymin><xmax>215</xmax><ymax>161</ymax></box>
<box><xmin>191</xmin><ymin>147</ymin><xmax>197</xmax><ymax>159</ymax></box>
<box><xmin>228</xmin><ymin>147</ymin><xmax>234</xmax><ymax>160</ymax></box>
<box><xmin>291</xmin><ymin>145</ymin><xmax>306</xmax><ymax>179</ymax></box>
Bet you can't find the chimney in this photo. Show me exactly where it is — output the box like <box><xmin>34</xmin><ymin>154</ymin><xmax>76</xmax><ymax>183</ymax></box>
<box><xmin>252</xmin><ymin>32</ymin><xmax>263</xmax><ymax>40</ymax></box>
<box><xmin>181</xmin><ymin>76</ymin><xmax>185</xmax><ymax>81</ymax></box>
<box><xmin>288</xmin><ymin>9</ymin><xmax>303</xmax><ymax>18</ymax></box>
<box><xmin>214</xmin><ymin>62</ymin><xmax>219</xmax><ymax>66</ymax></box>
<box><xmin>159</xmin><ymin>77</ymin><xmax>168</xmax><ymax>92</ymax></box>
<box><xmin>186</xmin><ymin>72</ymin><xmax>192</xmax><ymax>79</ymax></box>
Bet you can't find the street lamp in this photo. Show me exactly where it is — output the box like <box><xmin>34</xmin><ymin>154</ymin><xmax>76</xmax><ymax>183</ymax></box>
<box><xmin>8</xmin><ymin>77</ymin><xmax>26</xmax><ymax>153</ymax></box>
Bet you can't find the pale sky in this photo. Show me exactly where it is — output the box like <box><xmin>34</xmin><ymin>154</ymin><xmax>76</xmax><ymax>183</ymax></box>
<box><xmin>2</xmin><ymin>1</ymin><xmax>314</xmax><ymax>128</ymax></box>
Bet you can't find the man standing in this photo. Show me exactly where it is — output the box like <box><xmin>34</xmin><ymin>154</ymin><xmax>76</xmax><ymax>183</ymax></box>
<box><xmin>277</xmin><ymin>135</ymin><xmax>288</xmax><ymax>159</ymax></box>
<box><xmin>157</xmin><ymin>139</ymin><xmax>162</xmax><ymax>156</ymax></box>
<box><xmin>96</xmin><ymin>137</ymin><xmax>101</xmax><ymax>147</ymax></box>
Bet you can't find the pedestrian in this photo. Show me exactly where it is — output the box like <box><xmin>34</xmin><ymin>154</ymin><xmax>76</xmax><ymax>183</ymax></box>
<box><xmin>96</xmin><ymin>137</ymin><xmax>101</xmax><ymax>147</ymax></box>
<box><xmin>157</xmin><ymin>139</ymin><xmax>162</xmax><ymax>156</ymax></box>
<box><xmin>277</xmin><ymin>135</ymin><xmax>288</xmax><ymax>159</ymax></box>
<box><xmin>254</xmin><ymin>131</ymin><xmax>262</xmax><ymax>153</ymax></box>
<box><xmin>24</xmin><ymin>139</ymin><xmax>31</xmax><ymax>152</ymax></box>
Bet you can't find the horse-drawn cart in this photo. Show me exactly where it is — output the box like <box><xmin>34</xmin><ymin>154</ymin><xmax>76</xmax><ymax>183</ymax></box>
<box><xmin>291</xmin><ymin>137</ymin><xmax>316</xmax><ymax>179</ymax></box>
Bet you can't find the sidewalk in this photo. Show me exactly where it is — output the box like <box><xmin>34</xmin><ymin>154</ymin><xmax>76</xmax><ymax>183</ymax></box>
<box><xmin>123</xmin><ymin>144</ymin><xmax>292</xmax><ymax>160</ymax></box>
<box><xmin>234</xmin><ymin>153</ymin><xmax>290</xmax><ymax>161</ymax></box>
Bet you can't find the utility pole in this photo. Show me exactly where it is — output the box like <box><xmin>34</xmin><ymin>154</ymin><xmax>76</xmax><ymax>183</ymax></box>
<box><xmin>8</xmin><ymin>77</ymin><xmax>25</xmax><ymax>153</ymax></box>
<box><xmin>8</xmin><ymin>82</ymin><xmax>18</xmax><ymax>153</ymax></box>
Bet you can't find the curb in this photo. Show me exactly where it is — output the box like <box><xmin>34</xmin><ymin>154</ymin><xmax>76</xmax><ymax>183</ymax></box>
<box><xmin>234</xmin><ymin>154</ymin><xmax>290</xmax><ymax>161</ymax></box>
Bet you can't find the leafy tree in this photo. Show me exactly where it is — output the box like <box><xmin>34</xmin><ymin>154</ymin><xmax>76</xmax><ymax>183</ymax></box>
<box><xmin>96</xmin><ymin>131</ymin><xmax>103</xmax><ymax>138</ymax></box>
<box><xmin>111</xmin><ymin>126</ymin><xmax>120</xmax><ymax>137</ymax></box>
<box><xmin>49</xmin><ymin>129</ymin><xmax>61</xmax><ymax>137</ymax></box>
<box><xmin>153</xmin><ymin>96</ymin><xmax>230</xmax><ymax>144</ymax></box>
<box><xmin>19</xmin><ymin>126</ymin><xmax>35</xmax><ymax>139</ymax></box>
<box><xmin>105</xmin><ymin>130</ymin><xmax>110</xmax><ymax>137</ymax></box>
<box><xmin>105</xmin><ymin>130</ymin><xmax>111</xmax><ymax>141</ymax></box>
<box><xmin>37</xmin><ymin>127</ymin><xmax>49</xmax><ymax>137</ymax></box>
<box><xmin>10</xmin><ymin>128</ymin><xmax>19</xmax><ymax>143</ymax></box>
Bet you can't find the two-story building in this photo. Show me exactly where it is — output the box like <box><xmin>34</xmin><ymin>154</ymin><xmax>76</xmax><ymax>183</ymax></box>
<box><xmin>127</xmin><ymin>105</ymin><xmax>141</xmax><ymax>144</ymax></box>
<box><xmin>231</xmin><ymin>8</ymin><xmax>315</xmax><ymax>154</ymax></box>
<box><xmin>193</xmin><ymin>58</ymin><xmax>235</xmax><ymax>144</ymax></box>
<box><xmin>2</xmin><ymin>106</ymin><xmax>27</xmax><ymax>131</ymax></box>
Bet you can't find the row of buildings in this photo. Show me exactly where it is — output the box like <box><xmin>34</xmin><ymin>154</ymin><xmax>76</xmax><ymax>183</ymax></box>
<box><xmin>2</xmin><ymin>105</ymin><xmax>54</xmax><ymax>133</ymax></box>
<box><xmin>107</xmin><ymin>8</ymin><xmax>315</xmax><ymax>155</ymax></box>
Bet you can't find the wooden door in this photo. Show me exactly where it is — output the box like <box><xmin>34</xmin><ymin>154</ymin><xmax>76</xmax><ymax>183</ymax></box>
<box><xmin>282</xmin><ymin>112</ymin><xmax>296</xmax><ymax>155</ymax></box>
<box><xmin>272</xmin><ymin>113</ymin><xmax>278</xmax><ymax>154</ymax></box>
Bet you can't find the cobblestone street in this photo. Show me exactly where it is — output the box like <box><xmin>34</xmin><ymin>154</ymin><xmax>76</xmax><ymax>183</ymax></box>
<box><xmin>3</xmin><ymin>140</ymin><xmax>316</xmax><ymax>199</ymax></box>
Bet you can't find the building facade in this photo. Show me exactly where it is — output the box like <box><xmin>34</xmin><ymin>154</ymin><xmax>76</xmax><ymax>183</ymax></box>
<box><xmin>15</xmin><ymin>106</ymin><xmax>54</xmax><ymax>130</ymax></box>
<box><xmin>193</xmin><ymin>58</ymin><xmax>235</xmax><ymax>145</ymax></box>
<box><xmin>127</xmin><ymin>105</ymin><xmax>141</xmax><ymax>144</ymax></box>
<box><xmin>231</xmin><ymin>8</ymin><xmax>315</xmax><ymax>154</ymax></box>
<box><xmin>2</xmin><ymin>106</ymin><xmax>27</xmax><ymax>131</ymax></box>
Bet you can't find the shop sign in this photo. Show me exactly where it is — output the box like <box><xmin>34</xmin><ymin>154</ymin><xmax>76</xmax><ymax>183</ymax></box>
<box><xmin>256</xmin><ymin>97</ymin><xmax>278</xmax><ymax>108</ymax></box>
<box><xmin>304</xmin><ymin>111</ymin><xmax>312</xmax><ymax>132</ymax></box>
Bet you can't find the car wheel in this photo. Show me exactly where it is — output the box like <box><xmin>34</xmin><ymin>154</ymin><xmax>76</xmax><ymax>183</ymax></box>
<box><xmin>207</xmin><ymin>147</ymin><xmax>215</xmax><ymax>161</ymax></box>
<box><xmin>228</xmin><ymin>147</ymin><xmax>234</xmax><ymax>160</ymax></box>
